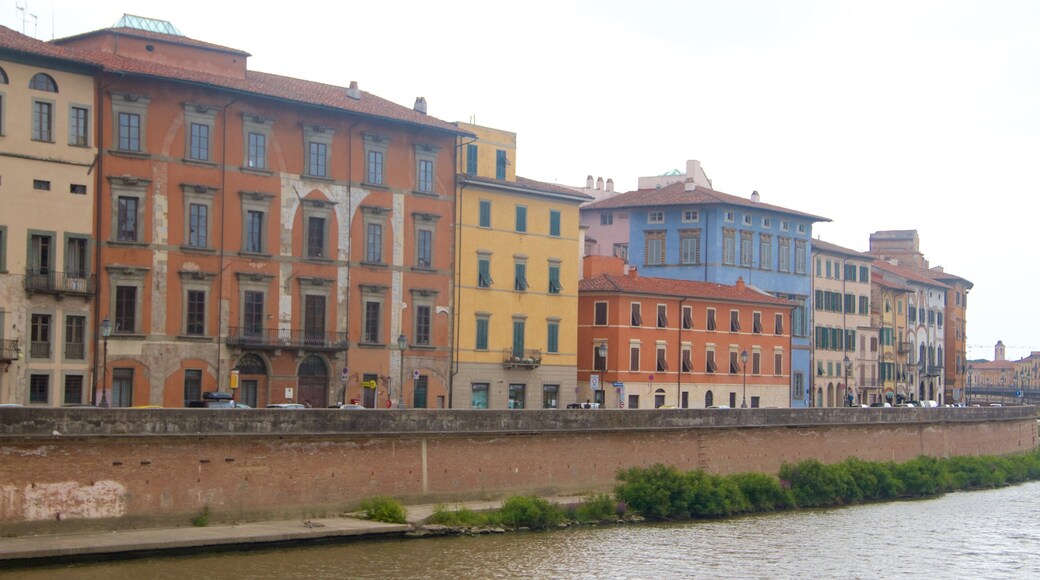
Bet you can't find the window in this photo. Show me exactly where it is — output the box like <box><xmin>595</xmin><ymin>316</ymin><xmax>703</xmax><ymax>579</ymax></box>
<box><xmin>646</xmin><ymin>232</ymin><xmax>665</xmax><ymax>265</ymax></box>
<box><xmin>70</xmin><ymin>106</ymin><xmax>89</xmax><ymax>146</ymax></box>
<box><xmin>630</xmin><ymin>344</ymin><xmax>641</xmax><ymax>371</ymax></box>
<box><xmin>613</xmin><ymin>243</ymin><xmax>628</xmax><ymax>261</ymax></box>
<box><xmin>631</xmin><ymin>303</ymin><xmax>642</xmax><ymax>326</ymax></box>
<box><xmin>775</xmin><ymin>313</ymin><xmax>784</xmax><ymax>335</ymax></box>
<box><xmin>682</xmin><ymin>347</ymin><xmax>692</xmax><ymax>372</ymax></box>
<box><xmin>657</xmin><ymin>304</ymin><xmax>668</xmax><ymax>328</ymax></box>
<box><xmin>600</xmin><ymin>213</ymin><xmax>613</xmax><ymax>226</ymax></box>
<box><xmin>309</xmin><ymin>141</ymin><xmax>328</xmax><ymax>177</ymax></box>
<box><xmin>70</xmin><ymin>184</ymin><xmax>87</xmax><ymax>195</ymax></box>
<box><xmin>479</xmin><ymin>200</ymin><xmax>491</xmax><ymax>228</ymax></box>
<box><xmin>514</xmin><ymin>262</ymin><xmax>528</xmax><ymax>291</ymax></box>
<box><xmin>759</xmin><ymin>234</ymin><xmax>772</xmax><ymax>269</ymax></box>
<box><xmin>860</xmin><ymin>266</ymin><xmax>870</xmax><ymax>282</ymax></box>
<box><xmin>30</xmin><ymin>375</ymin><xmax>49</xmax><ymax>405</ymax></box>
<box><xmin>415</xmin><ymin>144</ymin><xmax>439</xmax><ymax>193</ymax></box>
<box><xmin>363</xmin><ymin>300</ymin><xmax>381</xmax><ymax>343</ymax></box>
<box><xmin>65</xmin><ymin>315</ymin><xmax>85</xmax><ymax>360</ymax></box>
<box><xmin>30</xmin><ymin>314</ymin><xmax>51</xmax><ymax>358</ymax></box>
<box><xmin>740</xmin><ymin>231</ymin><xmax>753</xmax><ymax>266</ymax></box>
<box><xmin>64</xmin><ymin>375</ymin><xmax>84</xmax><ymax>405</ymax></box>
<box><xmin>826</xmin><ymin>261</ymin><xmax>832</xmax><ymax>279</ymax></box>
<box><xmin>706</xmin><ymin>308</ymin><xmax>716</xmax><ymax>331</ymax></box>
<box><xmin>471</xmin><ymin>383</ymin><xmax>489</xmax><ymax>409</ymax></box>
<box><xmin>508</xmin><ymin>384</ymin><xmax>525</xmax><ymax>409</ymax></box>
<box><xmin>475</xmin><ymin>316</ymin><xmax>489</xmax><ymax>350</ymax></box>
<box><xmin>778</xmin><ymin>237</ymin><xmax>791</xmax><ymax>272</ymax></box>
<box><xmin>189</xmin><ymin>203</ymin><xmax>208</xmax><ymax>248</ymax></box>
<box><xmin>859</xmin><ymin>296</ymin><xmax>869</xmax><ymax>315</ymax></box>
<box><xmin>415</xmin><ymin>304</ymin><xmax>432</xmax><ymax>346</ymax></box>
<box><xmin>244</xmin><ymin>291</ymin><xmax>264</xmax><ymax>337</ymax></box>
<box><xmin>0</xmin><ymin>227</ymin><xmax>5</xmax><ymax>273</ymax></box>
<box><xmin>242</xmin><ymin>114</ymin><xmax>273</xmax><ymax>170</ymax></box>
<box><xmin>511</xmin><ymin>319</ymin><xmax>525</xmax><ymax>358</ymax></box>
<box><xmin>547</xmin><ymin>320</ymin><xmax>559</xmax><ymax>354</ymax></box>
<box><xmin>780</xmin><ymin>220</ymin><xmax>789</xmax><ymax>231</ymax></box>
<box><xmin>184</xmin><ymin>369</ymin><xmax>202</xmax><ymax>407</ymax></box>
<box><xmin>682</xmin><ymin>209</ymin><xmax>699</xmax><ymax>222</ymax></box>
<box><xmin>515</xmin><ymin>206</ymin><xmax>527</xmax><ymax>233</ymax></box>
<box><xmin>730</xmin><ymin>310</ymin><xmax>740</xmax><ymax>332</ymax></box>
<box><xmin>723</xmin><ymin>229</ymin><xmax>736</xmax><ymax>265</ymax></box>
<box><xmin>247</xmin><ymin>132</ymin><xmax>267</xmax><ymax>169</ymax></box>
<box><xmin>117</xmin><ymin>112</ymin><xmax>141</xmax><ymax>151</ymax></box>
<box><xmin>189</xmin><ymin>122</ymin><xmax>210</xmax><ymax>161</ymax></box>
<box><xmin>549</xmin><ymin>210</ymin><xmax>561</xmax><ymax>237</ymax></box>
<box><xmin>706</xmin><ymin>349</ymin><xmax>717</xmax><ymax>373</ymax></box>
<box><xmin>418</xmin><ymin>159</ymin><xmax>434</xmax><ymax>192</ymax></box>
<box><xmin>795</xmin><ymin>240</ymin><xmax>807</xmax><ymax>274</ymax></box>
<box><xmin>364</xmin><ymin>133</ymin><xmax>388</xmax><ymax>184</ymax></box>
<box><xmin>656</xmin><ymin>345</ymin><xmax>668</xmax><ymax>372</ymax></box>
<box><xmin>753</xmin><ymin>312</ymin><xmax>762</xmax><ymax>334</ymax></box>
<box><xmin>594</xmin><ymin>344</ymin><xmax>606</xmax><ymax>371</ymax></box>
<box><xmin>845</xmin><ymin>263</ymin><xmax>857</xmax><ymax>281</ymax></box>
<box><xmin>116</xmin><ymin>196</ymin><xmax>139</xmax><ymax>242</ymax></box>
<box><xmin>594</xmin><ymin>302</ymin><xmax>608</xmax><ymax>326</ymax></box>
<box><xmin>548</xmin><ymin>263</ymin><xmax>561</xmax><ymax>294</ymax></box>
<box><xmin>186</xmin><ymin>290</ymin><xmax>206</xmax><ymax>335</ymax></box>
<box><xmin>682</xmin><ymin>306</ymin><xmax>693</xmax><ymax>330</ymax></box>
<box><xmin>306</xmin><ymin>216</ymin><xmax>326</xmax><ymax>258</ymax></box>
<box><xmin>466</xmin><ymin>144</ymin><xmax>478</xmax><ymax>175</ymax></box>
<box><xmin>66</xmin><ymin>237</ymin><xmax>88</xmax><ymax>278</ymax></box>
<box><xmin>477</xmin><ymin>254</ymin><xmax>493</xmax><ymax>288</ymax></box>
<box><xmin>112</xmin><ymin>368</ymin><xmax>134</xmax><ymax>408</ymax></box>
<box><xmin>543</xmin><ymin>385</ymin><xmax>559</xmax><ymax>409</ymax></box>
<box><xmin>774</xmin><ymin>351</ymin><xmax>784</xmax><ymax>376</ymax></box>
<box><xmin>729</xmin><ymin>351</ymin><xmax>740</xmax><ymax>374</ymax></box>
<box><xmin>743</xmin><ymin>214</ymin><xmax>752</xmax><ymax>226</ymax></box>
<box><xmin>680</xmin><ymin>230</ymin><xmax>700</xmax><ymax>264</ymax></box>
<box><xmin>366</xmin><ymin>222</ymin><xmax>383</xmax><ymax>263</ymax></box>
<box><xmin>33</xmin><ymin>179</ymin><xmax>50</xmax><ymax>191</ymax></box>
<box><xmin>32</xmin><ymin>100</ymin><xmax>53</xmax><ymax>141</ymax></box>
<box><xmin>303</xmin><ymin>294</ymin><xmax>327</xmax><ymax>344</ymax></box>
<box><xmin>416</xmin><ymin>228</ymin><xmax>433</xmax><ymax>268</ymax></box>
<box><xmin>245</xmin><ymin>210</ymin><xmax>265</xmax><ymax>253</ymax></box>
<box><xmin>115</xmin><ymin>286</ymin><xmax>137</xmax><ymax>333</ymax></box>
<box><xmin>496</xmin><ymin>149</ymin><xmax>507</xmax><ymax>180</ymax></box>
<box><xmin>753</xmin><ymin>351</ymin><xmax>762</xmax><ymax>375</ymax></box>
<box><xmin>648</xmin><ymin>210</ymin><xmax>664</xmax><ymax>224</ymax></box>
<box><xmin>29</xmin><ymin>73</ymin><xmax>57</xmax><ymax>92</ymax></box>
<box><xmin>724</xmin><ymin>210</ymin><xmax>735</xmax><ymax>222</ymax></box>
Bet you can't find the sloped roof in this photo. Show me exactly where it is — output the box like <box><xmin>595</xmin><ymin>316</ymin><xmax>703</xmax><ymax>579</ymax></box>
<box><xmin>873</xmin><ymin>260</ymin><xmax>951</xmax><ymax>290</ymax></box>
<box><xmin>0</xmin><ymin>25</ymin><xmax>97</xmax><ymax>66</ymax></box>
<box><xmin>462</xmin><ymin>174</ymin><xmax>593</xmax><ymax>202</ymax></box>
<box><xmin>579</xmin><ymin>273</ymin><xmax>796</xmax><ymax>307</ymax></box>
<box><xmin>811</xmin><ymin>239</ymin><xmax>873</xmax><ymax>259</ymax></box>
<box><xmin>582</xmin><ymin>181</ymin><xmax>829</xmax><ymax>222</ymax></box>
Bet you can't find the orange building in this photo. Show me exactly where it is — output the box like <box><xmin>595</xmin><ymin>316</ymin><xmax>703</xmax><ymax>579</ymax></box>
<box><xmin>54</xmin><ymin>17</ymin><xmax>462</xmax><ymax>408</ymax></box>
<box><xmin>578</xmin><ymin>258</ymin><xmax>794</xmax><ymax>409</ymax></box>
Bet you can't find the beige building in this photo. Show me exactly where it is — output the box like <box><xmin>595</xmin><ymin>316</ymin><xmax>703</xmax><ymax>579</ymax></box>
<box><xmin>0</xmin><ymin>29</ymin><xmax>98</xmax><ymax>405</ymax></box>
<box><xmin>810</xmin><ymin>240</ymin><xmax>874</xmax><ymax>406</ymax></box>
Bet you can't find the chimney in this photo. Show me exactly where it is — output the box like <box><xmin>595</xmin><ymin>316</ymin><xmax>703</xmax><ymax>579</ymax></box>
<box><xmin>346</xmin><ymin>81</ymin><xmax>361</xmax><ymax>100</ymax></box>
<box><xmin>586</xmin><ymin>175</ymin><xmax>594</xmax><ymax>189</ymax></box>
<box><xmin>414</xmin><ymin>96</ymin><xmax>427</xmax><ymax>114</ymax></box>
<box><xmin>596</xmin><ymin>177</ymin><xmax>604</xmax><ymax>190</ymax></box>
<box><xmin>684</xmin><ymin>177</ymin><xmax>696</xmax><ymax>192</ymax></box>
<box><xmin>606</xmin><ymin>178</ymin><xmax>614</xmax><ymax>192</ymax></box>
<box><xmin>735</xmin><ymin>276</ymin><xmax>746</xmax><ymax>291</ymax></box>
<box><xmin>627</xmin><ymin>267</ymin><xmax>638</xmax><ymax>279</ymax></box>
<box><xmin>751</xmin><ymin>190</ymin><xmax>760</xmax><ymax>203</ymax></box>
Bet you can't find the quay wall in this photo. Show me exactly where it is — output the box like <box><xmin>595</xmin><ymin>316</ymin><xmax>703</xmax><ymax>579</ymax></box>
<box><xmin>0</xmin><ymin>407</ymin><xmax>1036</xmax><ymax>534</ymax></box>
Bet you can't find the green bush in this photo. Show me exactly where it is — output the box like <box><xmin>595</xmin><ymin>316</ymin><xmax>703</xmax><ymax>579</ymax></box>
<box><xmin>358</xmin><ymin>496</ymin><xmax>407</xmax><ymax>524</ymax></box>
<box><xmin>893</xmin><ymin>456</ymin><xmax>943</xmax><ymax>497</ymax></box>
<box><xmin>779</xmin><ymin>459</ymin><xmax>858</xmax><ymax>508</ymax></box>
<box><xmin>498</xmin><ymin>495</ymin><xmax>564</xmax><ymax>530</ymax></box>
<box><xmin>427</xmin><ymin>505</ymin><xmax>489</xmax><ymax>527</ymax></box>
<box><xmin>686</xmin><ymin>470</ymin><xmax>750</xmax><ymax>518</ymax></box>
<box><xmin>616</xmin><ymin>464</ymin><xmax>696</xmax><ymax>520</ymax></box>
<box><xmin>730</xmin><ymin>472</ymin><xmax>793</xmax><ymax>511</ymax></box>
<box><xmin>574</xmin><ymin>493</ymin><xmax>618</xmax><ymax>523</ymax></box>
<box><xmin>191</xmin><ymin>506</ymin><xmax>210</xmax><ymax>527</ymax></box>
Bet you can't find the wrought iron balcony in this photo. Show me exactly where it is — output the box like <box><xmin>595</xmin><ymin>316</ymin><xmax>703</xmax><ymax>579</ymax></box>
<box><xmin>925</xmin><ymin>364</ymin><xmax>944</xmax><ymax>377</ymax></box>
<box><xmin>226</xmin><ymin>326</ymin><xmax>348</xmax><ymax>351</ymax></box>
<box><xmin>0</xmin><ymin>339</ymin><xmax>20</xmax><ymax>362</ymax></box>
<box><xmin>503</xmin><ymin>348</ymin><xmax>542</xmax><ymax>369</ymax></box>
<box><xmin>897</xmin><ymin>341</ymin><xmax>912</xmax><ymax>354</ymax></box>
<box><xmin>23</xmin><ymin>269</ymin><xmax>97</xmax><ymax>297</ymax></box>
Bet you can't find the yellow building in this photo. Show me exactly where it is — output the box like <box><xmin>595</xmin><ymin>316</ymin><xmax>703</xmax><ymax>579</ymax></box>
<box><xmin>0</xmin><ymin>29</ymin><xmax>98</xmax><ymax>405</ymax></box>
<box><xmin>873</xmin><ymin>274</ymin><xmax>910</xmax><ymax>403</ymax></box>
<box><xmin>453</xmin><ymin>123</ymin><xmax>590</xmax><ymax>409</ymax></box>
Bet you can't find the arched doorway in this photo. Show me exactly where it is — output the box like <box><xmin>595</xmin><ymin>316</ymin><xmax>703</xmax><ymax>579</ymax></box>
<box><xmin>827</xmin><ymin>383</ymin><xmax>834</xmax><ymax>407</ymax></box>
<box><xmin>654</xmin><ymin>388</ymin><xmax>666</xmax><ymax>408</ymax></box>
<box><xmin>233</xmin><ymin>353</ymin><xmax>267</xmax><ymax>408</ymax></box>
<box><xmin>816</xmin><ymin>387</ymin><xmax>823</xmax><ymax>407</ymax></box>
<box><xmin>705</xmin><ymin>390</ymin><xmax>714</xmax><ymax>408</ymax></box>
<box><xmin>298</xmin><ymin>355</ymin><xmax>329</xmax><ymax>408</ymax></box>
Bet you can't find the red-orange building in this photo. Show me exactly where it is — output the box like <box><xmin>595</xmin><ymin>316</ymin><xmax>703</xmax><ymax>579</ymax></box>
<box><xmin>578</xmin><ymin>258</ymin><xmax>794</xmax><ymax>408</ymax></box>
<box><xmin>54</xmin><ymin>17</ymin><xmax>463</xmax><ymax>408</ymax></box>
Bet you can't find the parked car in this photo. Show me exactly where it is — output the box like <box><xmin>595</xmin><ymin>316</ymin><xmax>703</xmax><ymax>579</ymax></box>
<box><xmin>339</xmin><ymin>403</ymin><xmax>367</xmax><ymax>410</ymax></box>
<box><xmin>187</xmin><ymin>392</ymin><xmax>239</xmax><ymax>409</ymax></box>
<box><xmin>919</xmin><ymin>400</ymin><xmax>939</xmax><ymax>408</ymax></box>
<box><xmin>869</xmin><ymin>402</ymin><xmax>892</xmax><ymax>408</ymax></box>
<box><xmin>266</xmin><ymin>403</ymin><xmax>307</xmax><ymax>409</ymax></box>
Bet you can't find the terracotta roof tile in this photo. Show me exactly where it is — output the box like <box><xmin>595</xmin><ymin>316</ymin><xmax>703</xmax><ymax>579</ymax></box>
<box><xmin>582</xmin><ymin>181</ymin><xmax>830</xmax><ymax>222</ymax></box>
<box><xmin>810</xmin><ymin>239</ymin><xmax>873</xmax><ymax>259</ymax></box>
<box><xmin>462</xmin><ymin>175</ymin><xmax>593</xmax><ymax>201</ymax></box>
<box><xmin>873</xmin><ymin>260</ymin><xmax>951</xmax><ymax>290</ymax></box>
<box><xmin>57</xmin><ymin>26</ymin><xmax>250</xmax><ymax>57</ymax></box>
<box><xmin>579</xmin><ymin>273</ymin><xmax>796</xmax><ymax>307</ymax></box>
<box><xmin>0</xmin><ymin>25</ymin><xmax>96</xmax><ymax>66</ymax></box>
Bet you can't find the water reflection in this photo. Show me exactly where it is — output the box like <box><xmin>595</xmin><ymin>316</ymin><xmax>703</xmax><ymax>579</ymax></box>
<box><xmin>7</xmin><ymin>482</ymin><xmax>1040</xmax><ymax>579</ymax></box>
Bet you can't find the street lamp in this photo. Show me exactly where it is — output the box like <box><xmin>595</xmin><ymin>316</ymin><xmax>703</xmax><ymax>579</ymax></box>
<box><xmin>967</xmin><ymin>364</ymin><xmax>974</xmax><ymax>405</ymax></box>
<box><xmin>740</xmin><ymin>349</ymin><xmax>748</xmax><ymax>408</ymax></box>
<box><xmin>597</xmin><ymin>342</ymin><xmax>608</xmax><ymax>407</ymax></box>
<box><xmin>844</xmin><ymin>355</ymin><xmax>852</xmax><ymax>406</ymax></box>
<box><xmin>397</xmin><ymin>334</ymin><xmax>407</xmax><ymax>409</ymax></box>
<box><xmin>99</xmin><ymin>318</ymin><xmax>111</xmax><ymax>407</ymax></box>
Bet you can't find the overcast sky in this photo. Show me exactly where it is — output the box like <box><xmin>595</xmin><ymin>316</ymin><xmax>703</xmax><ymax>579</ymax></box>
<box><xmin>6</xmin><ymin>0</ymin><xmax>1038</xmax><ymax>361</ymax></box>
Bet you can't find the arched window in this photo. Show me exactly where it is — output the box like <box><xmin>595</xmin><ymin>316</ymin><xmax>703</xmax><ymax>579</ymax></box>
<box><xmin>297</xmin><ymin>355</ymin><xmax>328</xmax><ymax>408</ymax></box>
<box><xmin>29</xmin><ymin>73</ymin><xmax>57</xmax><ymax>92</ymax></box>
<box><xmin>0</xmin><ymin>66</ymin><xmax>9</xmax><ymax>84</ymax></box>
<box><xmin>704</xmin><ymin>390</ymin><xmax>713</xmax><ymax>407</ymax></box>
<box><xmin>234</xmin><ymin>353</ymin><xmax>267</xmax><ymax>375</ymax></box>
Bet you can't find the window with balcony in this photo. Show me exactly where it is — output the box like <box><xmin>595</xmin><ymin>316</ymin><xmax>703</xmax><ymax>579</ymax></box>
<box><xmin>30</xmin><ymin>313</ymin><xmax>50</xmax><ymax>359</ymax></box>
<box><xmin>65</xmin><ymin>315</ymin><xmax>85</xmax><ymax>360</ymax></box>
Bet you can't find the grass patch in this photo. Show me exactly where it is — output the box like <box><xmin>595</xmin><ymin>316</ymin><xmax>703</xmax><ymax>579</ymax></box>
<box><xmin>191</xmin><ymin>506</ymin><xmax>210</xmax><ymax>527</ymax></box>
<box><xmin>358</xmin><ymin>496</ymin><xmax>407</xmax><ymax>524</ymax></box>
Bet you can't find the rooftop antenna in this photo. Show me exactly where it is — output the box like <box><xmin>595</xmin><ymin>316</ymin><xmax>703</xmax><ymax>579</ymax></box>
<box><xmin>16</xmin><ymin>1</ymin><xmax>38</xmax><ymax>37</ymax></box>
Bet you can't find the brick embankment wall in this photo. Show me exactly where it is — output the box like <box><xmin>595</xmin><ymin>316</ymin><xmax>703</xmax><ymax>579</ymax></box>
<box><xmin>0</xmin><ymin>407</ymin><xmax>1035</xmax><ymax>535</ymax></box>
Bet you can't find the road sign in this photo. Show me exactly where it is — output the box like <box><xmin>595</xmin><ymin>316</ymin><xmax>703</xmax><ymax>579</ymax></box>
<box><xmin>613</xmin><ymin>382</ymin><xmax>624</xmax><ymax>388</ymax></box>
<box><xmin>1016</xmin><ymin>390</ymin><xmax>1024</xmax><ymax>398</ymax></box>
<box><xmin>414</xmin><ymin>370</ymin><xmax>420</xmax><ymax>379</ymax></box>
<box><xmin>590</xmin><ymin>374</ymin><xmax>600</xmax><ymax>391</ymax></box>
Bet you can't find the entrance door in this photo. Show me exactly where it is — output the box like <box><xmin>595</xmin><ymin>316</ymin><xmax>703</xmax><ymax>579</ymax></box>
<box><xmin>413</xmin><ymin>375</ymin><xmax>428</xmax><ymax>408</ymax></box>
<box><xmin>297</xmin><ymin>355</ymin><xmax>328</xmax><ymax>408</ymax></box>
<box><xmin>362</xmin><ymin>373</ymin><xmax>378</xmax><ymax>408</ymax></box>
<box><xmin>304</xmin><ymin>295</ymin><xmax>326</xmax><ymax>346</ymax></box>
<box><xmin>234</xmin><ymin>354</ymin><xmax>267</xmax><ymax>408</ymax></box>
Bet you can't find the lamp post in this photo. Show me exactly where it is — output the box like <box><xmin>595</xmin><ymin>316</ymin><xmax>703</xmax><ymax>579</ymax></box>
<box><xmin>99</xmin><ymin>318</ymin><xmax>111</xmax><ymax>407</ymax></box>
<box><xmin>844</xmin><ymin>355</ymin><xmax>852</xmax><ymax>406</ymax></box>
<box><xmin>597</xmin><ymin>342</ymin><xmax>608</xmax><ymax>407</ymax></box>
<box><xmin>740</xmin><ymin>349</ymin><xmax>748</xmax><ymax>408</ymax></box>
<box><xmin>967</xmin><ymin>364</ymin><xmax>973</xmax><ymax>406</ymax></box>
<box><xmin>397</xmin><ymin>334</ymin><xmax>407</xmax><ymax>409</ymax></box>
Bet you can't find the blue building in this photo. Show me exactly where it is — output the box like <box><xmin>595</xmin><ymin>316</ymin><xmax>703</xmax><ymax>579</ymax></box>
<box><xmin>581</xmin><ymin>180</ymin><xmax>829</xmax><ymax>407</ymax></box>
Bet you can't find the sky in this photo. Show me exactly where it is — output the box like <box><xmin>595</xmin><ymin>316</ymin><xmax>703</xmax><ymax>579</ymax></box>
<box><xmin>5</xmin><ymin>0</ymin><xmax>1038</xmax><ymax>361</ymax></box>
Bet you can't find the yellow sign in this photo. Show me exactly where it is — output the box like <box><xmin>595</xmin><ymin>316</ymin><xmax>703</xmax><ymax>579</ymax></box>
<box><xmin>362</xmin><ymin>380</ymin><xmax>377</xmax><ymax>390</ymax></box>
<box><xmin>230</xmin><ymin>370</ymin><xmax>239</xmax><ymax>390</ymax></box>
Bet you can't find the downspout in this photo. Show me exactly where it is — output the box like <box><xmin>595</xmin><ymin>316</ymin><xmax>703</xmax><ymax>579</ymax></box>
<box><xmin>809</xmin><ymin>250</ymin><xmax>819</xmax><ymax>407</ymax></box>
<box><xmin>216</xmin><ymin>97</ymin><xmax>236</xmax><ymax>394</ymax></box>
<box><xmin>344</xmin><ymin>119</ymin><xmax>361</xmax><ymax>405</ymax></box>
<box><xmin>678</xmin><ymin>296</ymin><xmax>688</xmax><ymax>407</ymax></box>
<box><xmin>449</xmin><ymin>136</ymin><xmax>478</xmax><ymax>409</ymax></box>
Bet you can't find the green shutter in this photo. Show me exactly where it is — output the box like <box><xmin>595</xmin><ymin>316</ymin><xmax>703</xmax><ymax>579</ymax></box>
<box><xmin>476</xmin><ymin>318</ymin><xmax>488</xmax><ymax>350</ymax></box>
<box><xmin>466</xmin><ymin>144</ymin><xmax>478</xmax><ymax>175</ymax></box>
<box><xmin>479</xmin><ymin>200</ymin><xmax>491</xmax><ymax>228</ymax></box>
<box><xmin>549</xmin><ymin>210</ymin><xmax>561</xmax><ymax>237</ymax></box>
<box><xmin>547</xmin><ymin>322</ymin><xmax>558</xmax><ymax>353</ymax></box>
<box><xmin>513</xmin><ymin>320</ymin><xmax>524</xmax><ymax>357</ymax></box>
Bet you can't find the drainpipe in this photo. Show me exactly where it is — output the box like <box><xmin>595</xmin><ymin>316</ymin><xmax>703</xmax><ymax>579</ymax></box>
<box><xmin>678</xmin><ymin>297</ymin><xmax>688</xmax><ymax>407</ymax></box>
<box><xmin>216</xmin><ymin>97</ymin><xmax>236</xmax><ymax>395</ymax></box>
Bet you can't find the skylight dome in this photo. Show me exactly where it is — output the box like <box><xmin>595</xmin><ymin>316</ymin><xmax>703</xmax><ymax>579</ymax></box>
<box><xmin>113</xmin><ymin>14</ymin><xmax>184</xmax><ymax>36</ymax></box>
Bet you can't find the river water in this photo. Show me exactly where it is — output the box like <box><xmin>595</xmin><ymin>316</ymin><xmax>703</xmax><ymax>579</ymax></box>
<box><xmin>7</xmin><ymin>482</ymin><xmax>1040</xmax><ymax>579</ymax></box>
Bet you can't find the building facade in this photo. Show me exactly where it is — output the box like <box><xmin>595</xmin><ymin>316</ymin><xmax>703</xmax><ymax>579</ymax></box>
<box><xmin>53</xmin><ymin>17</ymin><xmax>461</xmax><ymax>409</ymax></box>
<box><xmin>578</xmin><ymin>259</ymin><xmax>794</xmax><ymax>408</ymax></box>
<box><xmin>452</xmin><ymin>123</ymin><xmax>589</xmax><ymax>409</ymax></box>
<box><xmin>581</xmin><ymin>178</ymin><xmax>827</xmax><ymax>407</ymax></box>
<box><xmin>872</xmin><ymin>271</ymin><xmax>911</xmax><ymax>404</ymax></box>
<box><xmin>0</xmin><ymin>28</ymin><xmax>98</xmax><ymax>406</ymax></box>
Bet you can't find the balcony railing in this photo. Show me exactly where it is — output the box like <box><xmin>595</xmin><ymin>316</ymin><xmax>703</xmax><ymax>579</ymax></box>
<box><xmin>503</xmin><ymin>348</ymin><xmax>542</xmax><ymax>369</ymax></box>
<box><xmin>897</xmin><ymin>341</ymin><xmax>912</xmax><ymax>354</ymax></box>
<box><xmin>23</xmin><ymin>269</ymin><xmax>97</xmax><ymax>297</ymax></box>
<box><xmin>226</xmin><ymin>326</ymin><xmax>348</xmax><ymax>351</ymax></box>
<box><xmin>0</xmin><ymin>339</ymin><xmax>20</xmax><ymax>362</ymax></box>
<box><xmin>65</xmin><ymin>342</ymin><xmax>86</xmax><ymax>360</ymax></box>
<box><xmin>925</xmin><ymin>364</ymin><xmax>944</xmax><ymax>377</ymax></box>
<box><xmin>30</xmin><ymin>341</ymin><xmax>50</xmax><ymax>358</ymax></box>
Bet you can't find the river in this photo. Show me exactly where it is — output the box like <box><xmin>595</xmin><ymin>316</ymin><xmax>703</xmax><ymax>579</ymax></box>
<box><xmin>6</xmin><ymin>482</ymin><xmax>1040</xmax><ymax>579</ymax></box>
